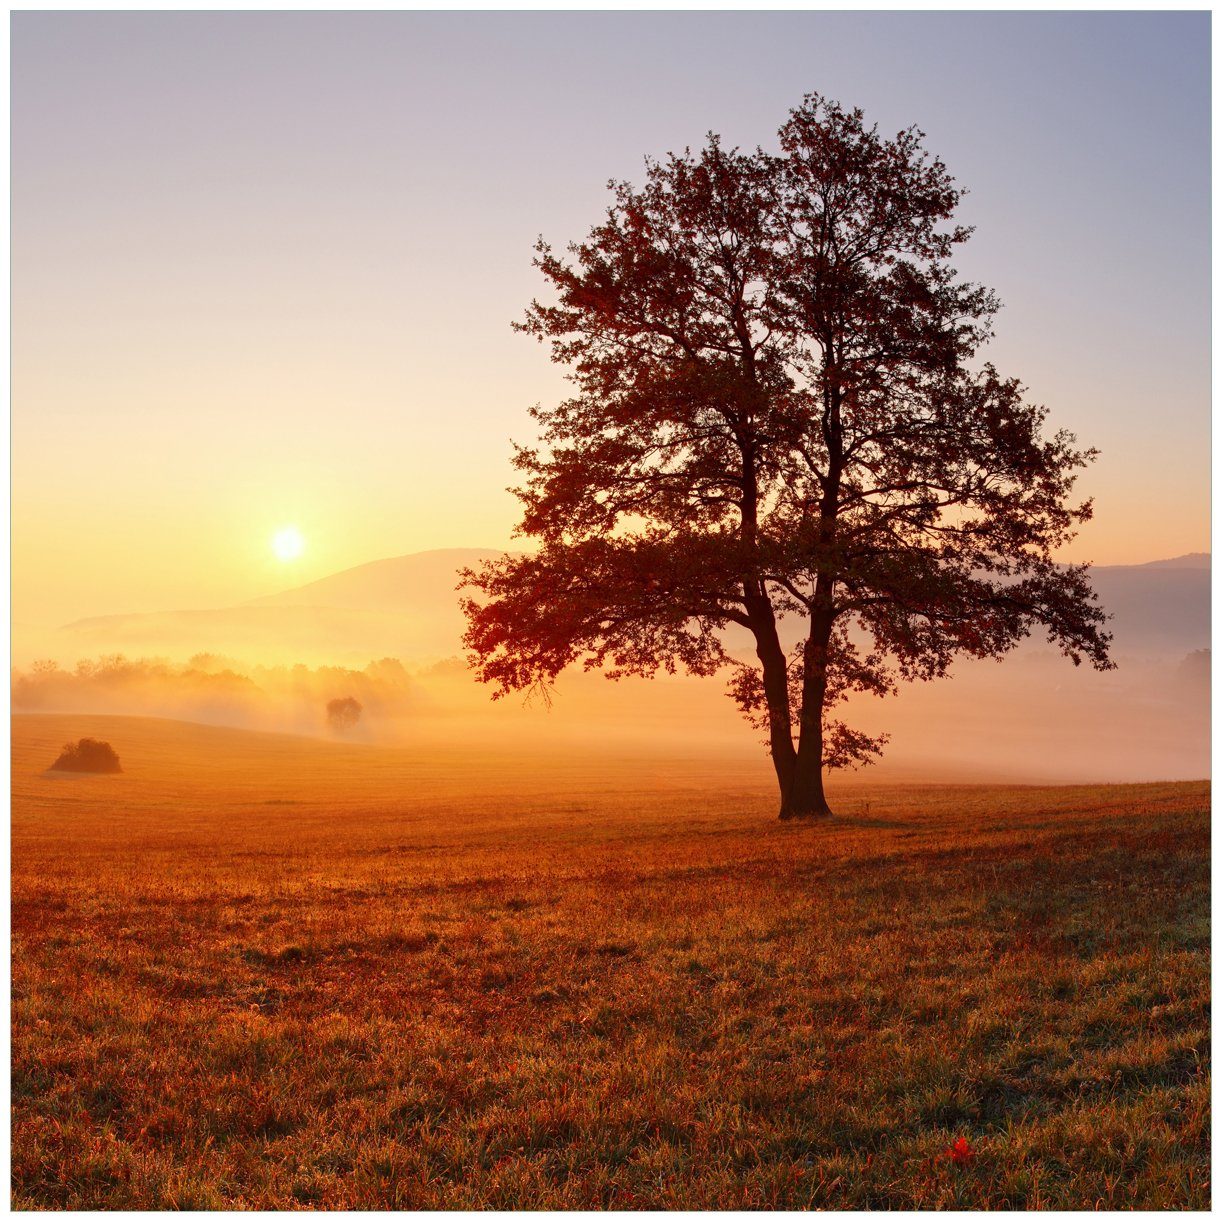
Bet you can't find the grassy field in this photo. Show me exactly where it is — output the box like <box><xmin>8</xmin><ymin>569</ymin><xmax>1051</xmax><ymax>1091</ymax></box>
<box><xmin>11</xmin><ymin>713</ymin><xmax>1210</xmax><ymax>1209</ymax></box>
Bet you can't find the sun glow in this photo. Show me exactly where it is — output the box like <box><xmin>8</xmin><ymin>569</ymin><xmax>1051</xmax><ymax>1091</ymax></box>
<box><xmin>271</xmin><ymin>526</ymin><xmax>305</xmax><ymax>562</ymax></box>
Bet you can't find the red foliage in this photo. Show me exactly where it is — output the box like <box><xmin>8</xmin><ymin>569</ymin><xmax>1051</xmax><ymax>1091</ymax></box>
<box><xmin>946</xmin><ymin>1137</ymin><xmax>976</xmax><ymax>1166</ymax></box>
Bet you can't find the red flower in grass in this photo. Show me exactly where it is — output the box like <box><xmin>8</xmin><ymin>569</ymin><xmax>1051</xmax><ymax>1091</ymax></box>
<box><xmin>946</xmin><ymin>1136</ymin><xmax>975</xmax><ymax>1166</ymax></box>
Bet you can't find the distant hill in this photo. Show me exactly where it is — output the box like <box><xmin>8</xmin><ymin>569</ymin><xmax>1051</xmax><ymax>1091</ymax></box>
<box><xmin>246</xmin><ymin>548</ymin><xmax>505</xmax><ymax>614</ymax></box>
<box><xmin>1082</xmin><ymin>562</ymin><xmax>1209</xmax><ymax>654</ymax></box>
<box><xmin>24</xmin><ymin>550</ymin><xmax>1209</xmax><ymax>784</ymax></box>
<box><xmin>52</xmin><ymin>549</ymin><xmax>508</xmax><ymax>667</ymax></box>
<box><xmin>1129</xmin><ymin>553</ymin><xmax>1210</xmax><ymax>570</ymax></box>
<box><xmin>46</xmin><ymin>549</ymin><xmax>1209</xmax><ymax>668</ymax></box>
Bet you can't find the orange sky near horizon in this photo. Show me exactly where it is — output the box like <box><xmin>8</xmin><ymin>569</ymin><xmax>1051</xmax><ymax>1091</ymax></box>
<box><xmin>12</xmin><ymin>13</ymin><xmax>1210</xmax><ymax>631</ymax></box>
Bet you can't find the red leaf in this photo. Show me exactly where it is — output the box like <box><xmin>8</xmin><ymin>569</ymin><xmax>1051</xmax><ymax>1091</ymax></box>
<box><xmin>946</xmin><ymin>1136</ymin><xmax>975</xmax><ymax>1166</ymax></box>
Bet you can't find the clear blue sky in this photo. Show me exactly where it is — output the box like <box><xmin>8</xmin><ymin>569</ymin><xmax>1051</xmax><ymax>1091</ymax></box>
<box><xmin>12</xmin><ymin>11</ymin><xmax>1211</xmax><ymax>623</ymax></box>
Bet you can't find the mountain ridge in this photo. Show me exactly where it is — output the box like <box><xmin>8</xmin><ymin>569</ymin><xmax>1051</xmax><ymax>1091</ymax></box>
<box><xmin>1119</xmin><ymin>552</ymin><xmax>1210</xmax><ymax>570</ymax></box>
<box><xmin>47</xmin><ymin>548</ymin><xmax>1209</xmax><ymax>668</ymax></box>
<box><xmin>250</xmin><ymin>547</ymin><xmax>1211</xmax><ymax>608</ymax></box>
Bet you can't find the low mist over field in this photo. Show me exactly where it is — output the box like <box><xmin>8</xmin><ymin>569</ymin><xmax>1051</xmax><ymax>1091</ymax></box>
<box><xmin>11</xmin><ymin>548</ymin><xmax>1209</xmax><ymax>784</ymax></box>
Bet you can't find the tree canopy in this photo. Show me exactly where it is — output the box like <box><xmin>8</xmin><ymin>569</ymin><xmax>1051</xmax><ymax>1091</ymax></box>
<box><xmin>461</xmin><ymin>94</ymin><xmax>1112</xmax><ymax>818</ymax></box>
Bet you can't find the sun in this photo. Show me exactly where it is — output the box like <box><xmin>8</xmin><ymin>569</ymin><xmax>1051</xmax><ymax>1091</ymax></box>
<box><xmin>271</xmin><ymin>526</ymin><xmax>305</xmax><ymax>562</ymax></box>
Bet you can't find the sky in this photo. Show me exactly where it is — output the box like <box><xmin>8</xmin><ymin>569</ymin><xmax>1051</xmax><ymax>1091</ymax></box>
<box><xmin>12</xmin><ymin>11</ymin><xmax>1211</xmax><ymax>628</ymax></box>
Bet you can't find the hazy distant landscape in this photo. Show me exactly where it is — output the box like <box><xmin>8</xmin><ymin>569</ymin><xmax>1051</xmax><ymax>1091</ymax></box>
<box><xmin>29</xmin><ymin>547</ymin><xmax>1212</xmax><ymax>666</ymax></box>
<box><xmin>12</xmin><ymin>548</ymin><xmax>1210</xmax><ymax>784</ymax></box>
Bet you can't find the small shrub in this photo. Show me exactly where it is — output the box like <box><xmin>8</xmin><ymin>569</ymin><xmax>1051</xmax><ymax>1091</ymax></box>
<box><xmin>48</xmin><ymin>738</ymin><xmax>122</xmax><ymax>774</ymax></box>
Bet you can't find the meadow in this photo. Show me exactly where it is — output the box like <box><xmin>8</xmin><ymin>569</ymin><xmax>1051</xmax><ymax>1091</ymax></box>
<box><xmin>11</xmin><ymin>713</ymin><xmax>1210</xmax><ymax>1209</ymax></box>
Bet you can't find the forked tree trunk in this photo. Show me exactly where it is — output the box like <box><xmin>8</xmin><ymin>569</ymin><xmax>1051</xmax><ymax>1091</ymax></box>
<box><xmin>748</xmin><ymin>585</ymin><xmax>836</xmax><ymax>821</ymax></box>
<box><xmin>780</xmin><ymin>748</ymin><xmax>833</xmax><ymax>819</ymax></box>
<box><xmin>761</xmin><ymin>662</ymin><xmax>833</xmax><ymax>820</ymax></box>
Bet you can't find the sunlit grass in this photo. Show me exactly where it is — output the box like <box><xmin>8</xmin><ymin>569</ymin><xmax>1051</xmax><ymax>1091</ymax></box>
<box><xmin>11</xmin><ymin>715</ymin><xmax>1209</xmax><ymax>1208</ymax></box>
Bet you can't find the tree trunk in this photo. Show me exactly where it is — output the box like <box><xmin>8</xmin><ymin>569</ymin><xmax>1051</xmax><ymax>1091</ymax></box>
<box><xmin>746</xmin><ymin>596</ymin><xmax>797</xmax><ymax>808</ymax></box>
<box><xmin>780</xmin><ymin>753</ymin><xmax>833</xmax><ymax>819</ymax></box>
<box><xmin>778</xmin><ymin>357</ymin><xmax>844</xmax><ymax>821</ymax></box>
<box><xmin>781</xmin><ymin>611</ymin><xmax>836</xmax><ymax>820</ymax></box>
<box><xmin>756</xmin><ymin>631</ymin><xmax>796</xmax><ymax>803</ymax></box>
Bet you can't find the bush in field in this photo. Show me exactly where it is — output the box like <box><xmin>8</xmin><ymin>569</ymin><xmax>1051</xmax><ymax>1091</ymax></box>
<box><xmin>326</xmin><ymin>697</ymin><xmax>362</xmax><ymax>734</ymax></box>
<box><xmin>49</xmin><ymin>738</ymin><xmax>122</xmax><ymax>774</ymax></box>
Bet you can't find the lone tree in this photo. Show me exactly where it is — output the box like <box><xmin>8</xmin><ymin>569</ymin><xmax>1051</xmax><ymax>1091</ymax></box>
<box><xmin>326</xmin><ymin>696</ymin><xmax>362</xmax><ymax>734</ymax></box>
<box><xmin>462</xmin><ymin>95</ymin><xmax>1112</xmax><ymax>819</ymax></box>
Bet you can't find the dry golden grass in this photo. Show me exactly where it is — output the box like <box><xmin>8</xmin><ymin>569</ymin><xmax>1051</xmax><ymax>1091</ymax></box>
<box><xmin>12</xmin><ymin>713</ymin><xmax>1210</xmax><ymax>1208</ymax></box>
